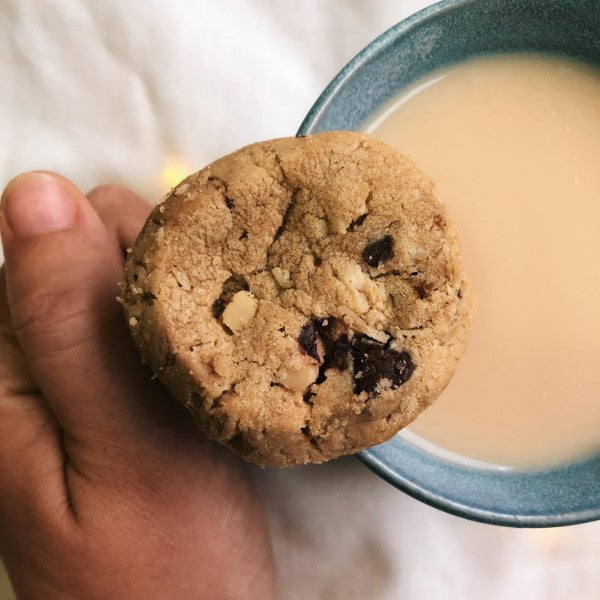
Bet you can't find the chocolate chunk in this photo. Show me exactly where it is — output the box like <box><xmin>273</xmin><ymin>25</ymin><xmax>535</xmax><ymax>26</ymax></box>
<box><xmin>313</xmin><ymin>318</ymin><xmax>351</xmax><ymax>383</ymax></box>
<box><xmin>327</xmin><ymin>334</ymin><xmax>351</xmax><ymax>370</ymax></box>
<box><xmin>314</xmin><ymin>317</ymin><xmax>347</xmax><ymax>361</ymax></box>
<box><xmin>315</xmin><ymin>369</ymin><xmax>327</xmax><ymax>385</ymax></box>
<box><xmin>351</xmin><ymin>333</ymin><xmax>414</xmax><ymax>395</ymax></box>
<box><xmin>348</xmin><ymin>213</ymin><xmax>367</xmax><ymax>231</ymax></box>
<box><xmin>212</xmin><ymin>275</ymin><xmax>249</xmax><ymax>319</ymax></box>
<box><xmin>225</xmin><ymin>196</ymin><xmax>234</xmax><ymax>209</ymax></box>
<box><xmin>298</xmin><ymin>323</ymin><xmax>319</xmax><ymax>361</ymax></box>
<box><xmin>314</xmin><ymin>317</ymin><xmax>343</xmax><ymax>343</ymax></box>
<box><xmin>362</xmin><ymin>235</ymin><xmax>393</xmax><ymax>267</ymax></box>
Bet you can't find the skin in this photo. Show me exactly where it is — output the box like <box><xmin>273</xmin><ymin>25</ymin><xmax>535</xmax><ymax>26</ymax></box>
<box><xmin>0</xmin><ymin>172</ymin><xmax>276</xmax><ymax>599</ymax></box>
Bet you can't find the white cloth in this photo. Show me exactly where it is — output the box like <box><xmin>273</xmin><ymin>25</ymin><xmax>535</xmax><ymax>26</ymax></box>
<box><xmin>0</xmin><ymin>2</ymin><xmax>598</xmax><ymax>599</ymax></box>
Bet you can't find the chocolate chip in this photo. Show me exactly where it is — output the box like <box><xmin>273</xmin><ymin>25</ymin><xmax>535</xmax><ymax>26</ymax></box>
<box><xmin>415</xmin><ymin>286</ymin><xmax>428</xmax><ymax>300</ymax></box>
<box><xmin>313</xmin><ymin>318</ymin><xmax>351</xmax><ymax>382</ymax></box>
<box><xmin>351</xmin><ymin>333</ymin><xmax>414</xmax><ymax>395</ymax></box>
<box><xmin>212</xmin><ymin>275</ymin><xmax>250</xmax><ymax>319</ymax></box>
<box><xmin>457</xmin><ymin>288</ymin><xmax>463</xmax><ymax>299</ymax></box>
<box><xmin>314</xmin><ymin>318</ymin><xmax>345</xmax><ymax>356</ymax></box>
<box><xmin>302</xmin><ymin>390</ymin><xmax>315</xmax><ymax>405</ymax></box>
<box><xmin>313</xmin><ymin>256</ymin><xmax>323</xmax><ymax>267</ymax></box>
<box><xmin>327</xmin><ymin>335</ymin><xmax>351</xmax><ymax>370</ymax></box>
<box><xmin>298</xmin><ymin>323</ymin><xmax>319</xmax><ymax>361</ymax></box>
<box><xmin>362</xmin><ymin>235</ymin><xmax>393</xmax><ymax>267</ymax></box>
<box><xmin>225</xmin><ymin>197</ymin><xmax>234</xmax><ymax>209</ymax></box>
<box><xmin>348</xmin><ymin>213</ymin><xmax>367</xmax><ymax>231</ymax></box>
<box><xmin>239</xmin><ymin>229</ymin><xmax>248</xmax><ymax>240</ymax></box>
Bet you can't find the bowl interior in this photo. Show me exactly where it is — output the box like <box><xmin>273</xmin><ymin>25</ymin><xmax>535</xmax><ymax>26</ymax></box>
<box><xmin>298</xmin><ymin>0</ymin><xmax>600</xmax><ymax>526</ymax></box>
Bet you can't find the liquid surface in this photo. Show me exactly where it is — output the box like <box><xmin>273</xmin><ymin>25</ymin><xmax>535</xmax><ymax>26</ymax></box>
<box><xmin>367</xmin><ymin>54</ymin><xmax>600</xmax><ymax>468</ymax></box>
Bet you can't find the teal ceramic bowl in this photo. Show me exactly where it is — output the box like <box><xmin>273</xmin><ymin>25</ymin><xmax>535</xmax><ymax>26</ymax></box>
<box><xmin>298</xmin><ymin>0</ymin><xmax>600</xmax><ymax>527</ymax></box>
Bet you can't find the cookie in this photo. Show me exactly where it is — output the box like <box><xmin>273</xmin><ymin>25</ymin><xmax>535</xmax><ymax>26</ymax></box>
<box><xmin>121</xmin><ymin>131</ymin><xmax>472</xmax><ymax>467</ymax></box>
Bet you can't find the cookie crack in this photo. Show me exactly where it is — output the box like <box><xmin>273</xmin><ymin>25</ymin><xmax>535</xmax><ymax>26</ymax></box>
<box><xmin>272</xmin><ymin>195</ymin><xmax>296</xmax><ymax>243</ymax></box>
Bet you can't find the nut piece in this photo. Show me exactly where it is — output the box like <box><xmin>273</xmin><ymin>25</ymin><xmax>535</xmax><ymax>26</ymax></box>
<box><xmin>271</xmin><ymin>267</ymin><xmax>292</xmax><ymax>288</ymax></box>
<box><xmin>172</xmin><ymin>268</ymin><xmax>191</xmax><ymax>292</ymax></box>
<box><xmin>337</xmin><ymin>306</ymin><xmax>389</xmax><ymax>344</ymax></box>
<box><xmin>314</xmin><ymin>218</ymin><xmax>328</xmax><ymax>238</ymax></box>
<box><xmin>222</xmin><ymin>291</ymin><xmax>258</xmax><ymax>332</ymax></box>
<box><xmin>332</xmin><ymin>142</ymin><xmax>359</xmax><ymax>154</ymax></box>
<box><xmin>212</xmin><ymin>353</ymin><xmax>230</xmax><ymax>376</ymax></box>
<box><xmin>278</xmin><ymin>363</ymin><xmax>319</xmax><ymax>392</ymax></box>
<box><xmin>336</xmin><ymin>264</ymin><xmax>370</xmax><ymax>313</ymax></box>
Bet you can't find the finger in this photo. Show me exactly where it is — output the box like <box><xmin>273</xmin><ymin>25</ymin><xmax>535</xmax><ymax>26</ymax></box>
<box><xmin>87</xmin><ymin>184</ymin><xmax>151</xmax><ymax>251</ymax></box>
<box><xmin>0</xmin><ymin>266</ymin><xmax>69</xmax><ymax>531</ymax></box>
<box><xmin>0</xmin><ymin>172</ymin><xmax>152</xmax><ymax>441</ymax></box>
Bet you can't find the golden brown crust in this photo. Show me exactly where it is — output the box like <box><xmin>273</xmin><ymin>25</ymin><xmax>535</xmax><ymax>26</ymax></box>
<box><xmin>121</xmin><ymin>132</ymin><xmax>472</xmax><ymax>466</ymax></box>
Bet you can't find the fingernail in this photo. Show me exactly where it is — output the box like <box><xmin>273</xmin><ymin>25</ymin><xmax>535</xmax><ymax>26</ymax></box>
<box><xmin>1</xmin><ymin>173</ymin><xmax>77</xmax><ymax>238</ymax></box>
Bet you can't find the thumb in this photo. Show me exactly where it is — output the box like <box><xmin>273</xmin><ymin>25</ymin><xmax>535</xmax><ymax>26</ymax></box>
<box><xmin>0</xmin><ymin>172</ymin><xmax>152</xmax><ymax>442</ymax></box>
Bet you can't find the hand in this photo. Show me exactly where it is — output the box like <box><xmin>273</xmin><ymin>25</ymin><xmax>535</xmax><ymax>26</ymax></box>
<box><xmin>0</xmin><ymin>173</ymin><xmax>275</xmax><ymax>599</ymax></box>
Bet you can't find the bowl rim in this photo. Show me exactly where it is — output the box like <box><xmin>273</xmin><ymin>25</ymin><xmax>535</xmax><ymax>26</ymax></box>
<box><xmin>357</xmin><ymin>446</ymin><xmax>600</xmax><ymax>528</ymax></box>
<box><xmin>298</xmin><ymin>0</ymin><xmax>460</xmax><ymax>135</ymax></box>
<box><xmin>297</xmin><ymin>0</ymin><xmax>600</xmax><ymax>527</ymax></box>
